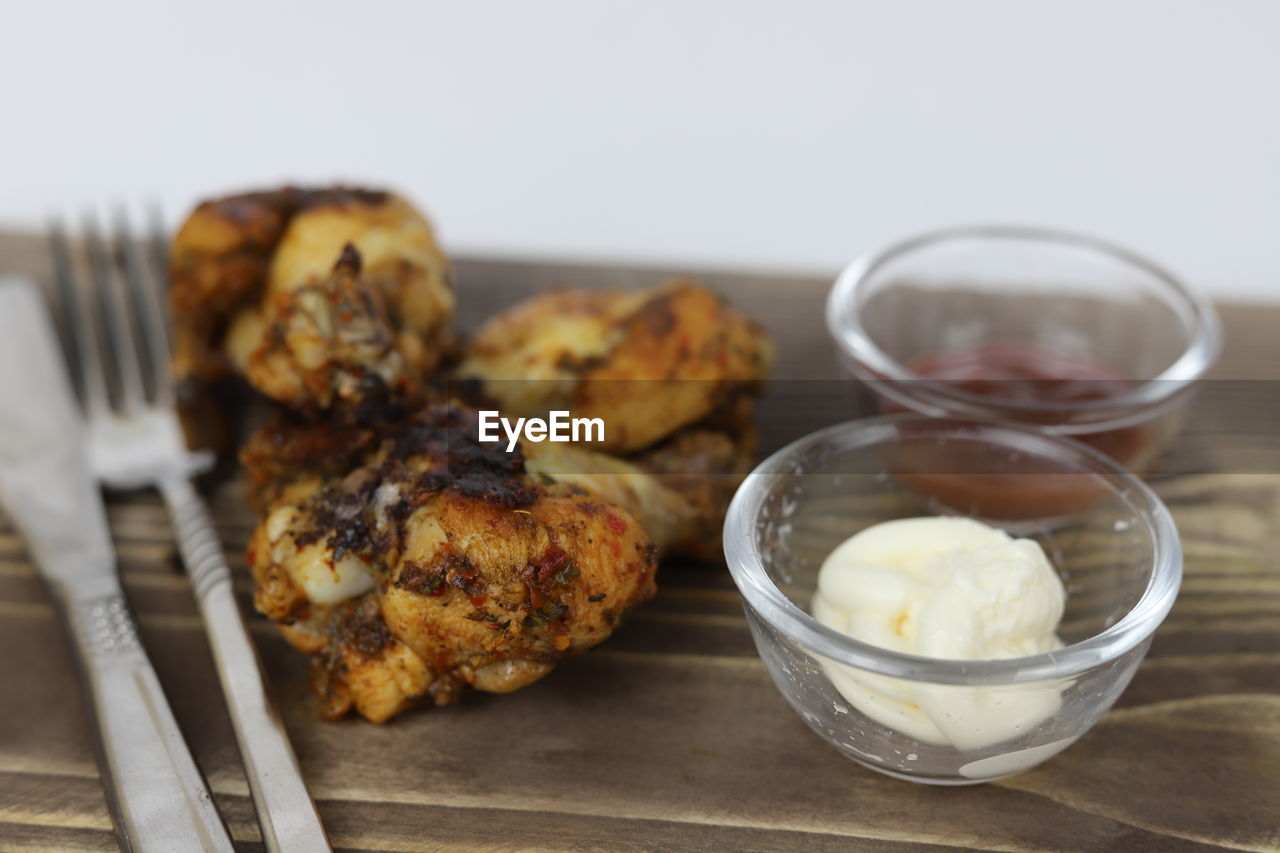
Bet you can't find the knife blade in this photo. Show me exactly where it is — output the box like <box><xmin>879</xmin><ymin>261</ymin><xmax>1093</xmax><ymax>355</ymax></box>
<box><xmin>0</xmin><ymin>277</ymin><xmax>234</xmax><ymax>852</ymax></box>
<box><xmin>0</xmin><ymin>277</ymin><xmax>113</xmax><ymax>581</ymax></box>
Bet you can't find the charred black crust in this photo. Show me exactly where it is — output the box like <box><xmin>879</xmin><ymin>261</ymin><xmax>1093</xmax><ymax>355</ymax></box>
<box><xmin>293</xmin><ymin>403</ymin><xmax>536</xmax><ymax>561</ymax></box>
<box><xmin>333</xmin><ymin>595</ymin><xmax>393</xmax><ymax>659</ymax></box>
<box><xmin>306</xmin><ymin>595</ymin><xmax>394</xmax><ymax>719</ymax></box>
<box><xmin>390</xmin><ymin>405</ymin><xmax>536</xmax><ymax>508</ymax></box>
<box><xmin>395</xmin><ymin>551</ymin><xmax>475</xmax><ymax>597</ymax></box>
<box><xmin>448</xmin><ymin>562</ymin><xmax>486</xmax><ymax>599</ymax></box>
<box><xmin>395</xmin><ymin>561</ymin><xmax>447</xmax><ymax>596</ymax></box>
<box><xmin>335</xmin><ymin>242</ymin><xmax>363</xmax><ymax>274</ymax></box>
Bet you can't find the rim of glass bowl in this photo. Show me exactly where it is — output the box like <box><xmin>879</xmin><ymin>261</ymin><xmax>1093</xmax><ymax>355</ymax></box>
<box><xmin>722</xmin><ymin>415</ymin><xmax>1183</xmax><ymax>686</ymax></box>
<box><xmin>825</xmin><ymin>224</ymin><xmax>1223</xmax><ymax>424</ymax></box>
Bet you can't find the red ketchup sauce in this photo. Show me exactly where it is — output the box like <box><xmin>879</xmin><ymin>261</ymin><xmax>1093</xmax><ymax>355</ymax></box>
<box><xmin>884</xmin><ymin>342</ymin><xmax>1148</xmax><ymax>518</ymax></box>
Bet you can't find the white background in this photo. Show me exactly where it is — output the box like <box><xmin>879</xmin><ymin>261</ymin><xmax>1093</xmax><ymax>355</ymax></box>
<box><xmin>4</xmin><ymin>0</ymin><xmax>1278</xmax><ymax>301</ymax></box>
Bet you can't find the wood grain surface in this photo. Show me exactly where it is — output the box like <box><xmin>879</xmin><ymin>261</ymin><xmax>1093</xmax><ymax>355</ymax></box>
<box><xmin>0</xmin><ymin>233</ymin><xmax>1276</xmax><ymax>852</ymax></box>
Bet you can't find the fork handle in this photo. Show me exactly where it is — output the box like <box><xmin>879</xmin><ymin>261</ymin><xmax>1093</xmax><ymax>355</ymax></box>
<box><xmin>159</xmin><ymin>477</ymin><xmax>331</xmax><ymax>853</ymax></box>
<box><xmin>54</xmin><ymin>578</ymin><xmax>235</xmax><ymax>852</ymax></box>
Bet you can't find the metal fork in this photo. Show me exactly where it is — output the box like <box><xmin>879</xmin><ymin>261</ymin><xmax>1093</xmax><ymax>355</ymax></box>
<box><xmin>51</xmin><ymin>210</ymin><xmax>331</xmax><ymax>853</ymax></box>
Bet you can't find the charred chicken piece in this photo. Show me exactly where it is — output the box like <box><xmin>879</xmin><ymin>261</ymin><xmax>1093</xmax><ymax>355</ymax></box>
<box><xmin>456</xmin><ymin>279</ymin><xmax>772</xmax><ymax>558</ymax></box>
<box><xmin>246</xmin><ymin>404</ymin><xmax>658</xmax><ymax>723</ymax></box>
<box><xmin>170</xmin><ymin>186</ymin><xmax>453</xmax><ymax>410</ymax></box>
<box><xmin>455</xmin><ymin>279</ymin><xmax>774</xmax><ymax>454</ymax></box>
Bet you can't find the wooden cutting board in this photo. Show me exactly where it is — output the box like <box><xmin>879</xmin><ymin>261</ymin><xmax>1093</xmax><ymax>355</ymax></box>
<box><xmin>0</xmin><ymin>232</ymin><xmax>1277</xmax><ymax>853</ymax></box>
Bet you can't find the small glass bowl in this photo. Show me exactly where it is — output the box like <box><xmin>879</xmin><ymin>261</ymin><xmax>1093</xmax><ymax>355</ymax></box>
<box><xmin>723</xmin><ymin>416</ymin><xmax>1182</xmax><ymax>784</ymax></box>
<box><xmin>826</xmin><ymin>225</ymin><xmax>1222</xmax><ymax>473</ymax></box>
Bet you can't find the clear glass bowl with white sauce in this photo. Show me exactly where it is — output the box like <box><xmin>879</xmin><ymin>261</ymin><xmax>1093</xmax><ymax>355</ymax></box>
<box><xmin>723</xmin><ymin>415</ymin><xmax>1182</xmax><ymax>784</ymax></box>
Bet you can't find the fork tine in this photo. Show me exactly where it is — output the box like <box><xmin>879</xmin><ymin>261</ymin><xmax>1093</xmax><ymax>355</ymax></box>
<box><xmin>145</xmin><ymin>200</ymin><xmax>169</xmax><ymax>279</ymax></box>
<box><xmin>145</xmin><ymin>201</ymin><xmax>175</xmax><ymax>345</ymax></box>
<box><xmin>84</xmin><ymin>210</ymin><xmax>146</xmax><ymax>414</ymax></box>
<box><xmin>114</xmin><ymin>207</ymin><xmax>173</xmax><ymax>405</ymax></box>
<box><xmin>49</xmin><ymin>218</ymin><xmax>110</xmax><ymax>417</ymax></box>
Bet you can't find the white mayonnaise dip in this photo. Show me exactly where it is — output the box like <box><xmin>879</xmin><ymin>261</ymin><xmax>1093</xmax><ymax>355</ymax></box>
<box><xmin>812</xmin><ymin>517</ymin><xmax>1068</xmax><ymax>753</ymax></box>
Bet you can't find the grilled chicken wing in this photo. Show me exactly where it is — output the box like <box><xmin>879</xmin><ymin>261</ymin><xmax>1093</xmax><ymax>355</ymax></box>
<box><xmin>456</xmin><ymin>279</ymin><xmax>772</xmax><ymax>557</ymax></box>
<box><xmin>246</xmin><ymin>404</ymin><xmax>658</xmax><ymax>722</ymax></box>
<box><xmin>456</xmin><ymin>279</ymin><xmax>774</xmax><ymax>454</ymax></box>
<box><xmin>172</xmin><ymin>186</ymin><xmax>776</xmax><ymax>722</ymax></box>
<box><xmin>170</xmin><ymin>186</ymin><xmax>452</xmax><ymax>410</ymax></box>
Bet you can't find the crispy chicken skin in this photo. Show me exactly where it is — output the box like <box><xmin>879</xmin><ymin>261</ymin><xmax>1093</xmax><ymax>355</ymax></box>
<box><xmin>456</xmin><ymin>279</ymin><xmax>774</xmax><ymax>454</ymax></box>
<box><xmin>240</xmin><ymin>412</ymin><xmax>384</xmax><ymax>510</ymax></box>
<box><xmin>456</xmin><ymin>279</ymin><xmax>772</xmax><ymax>558</ymax></box>
<box><xmin>235</xmin><ymin>245</ymin><xmax>418</xmax><ymax>410</ymax></box>
<box><xmin>170</xmin><ymin>186</ymin><xmax>453</xmax><ymax>408</ymax></box>
<box><xmin>629</xmin><ymin>424</ymin><xmax>758</xmax><ymax>562</ymax></box>
<box><xmin>521</xmin><ymin>437</ymin><xmax>746</xmax><ymax>562</ymax></box>
<box><xmin>243</xmin><ymin>412</ymin><xmax>726</xmax><ymax>559</ymax></box>
<box><xmin>247</xmin><ymin>404</ymin><xmax>658</xmax><ymax>722</ymax></box>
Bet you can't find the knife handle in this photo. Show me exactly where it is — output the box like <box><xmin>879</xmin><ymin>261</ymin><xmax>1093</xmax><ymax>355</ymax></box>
<box><xmin>160</xmin><ymin>476</ymin><xmax>331</xmax><ymax>853</ymax></box>
<box><xmin>56</xmin><ymin>580</ymin><xmax>235</xmax><ymax>852</ymax></box>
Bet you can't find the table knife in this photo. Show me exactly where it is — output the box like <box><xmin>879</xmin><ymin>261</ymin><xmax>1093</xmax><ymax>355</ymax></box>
<box><xmin>0</xmin><ymin>278</ymin><xmax>234</xmax><ymax>852</ymax></box>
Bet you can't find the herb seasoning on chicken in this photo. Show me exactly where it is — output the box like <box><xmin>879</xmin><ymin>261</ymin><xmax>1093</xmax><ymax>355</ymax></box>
<box><xmin>246</xmin><ymin>404</ymin><xmax>659</xmax><ymax>722</ymax></box>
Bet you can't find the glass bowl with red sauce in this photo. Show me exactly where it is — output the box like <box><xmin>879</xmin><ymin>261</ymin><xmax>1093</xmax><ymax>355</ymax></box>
<box><xmin>826</xmin><ymin>225</ymin><xmax>1221</xmax><ymax>498</ymax></box>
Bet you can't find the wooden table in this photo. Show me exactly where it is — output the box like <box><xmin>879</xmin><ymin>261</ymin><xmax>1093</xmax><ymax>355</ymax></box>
<box><xmin>0</xmin><ymin>233</ymin><xmax>1277</xmax><ymax>852</ymax></box>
